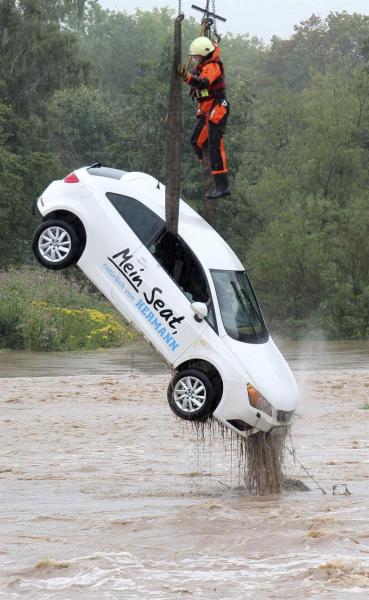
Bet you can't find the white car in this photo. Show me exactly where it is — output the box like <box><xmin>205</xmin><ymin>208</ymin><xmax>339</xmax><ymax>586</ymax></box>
<box><xmin>32</xmin><ymin>164</ymin><xmax>298</xmax><ymax>437</ymax></box>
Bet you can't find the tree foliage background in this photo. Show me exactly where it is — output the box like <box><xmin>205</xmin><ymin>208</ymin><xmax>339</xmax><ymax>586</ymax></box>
<box><xmin>1</xmin><ymin>0</ymin><xmax>369</xmax><ymax>338</ymax></box>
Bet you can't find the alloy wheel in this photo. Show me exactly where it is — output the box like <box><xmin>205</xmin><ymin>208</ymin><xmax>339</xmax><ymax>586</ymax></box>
<box><xmin>38</xmin><ymin>226</ymin><xmax>72</xmax><ymax>263</ymax></box>
<box><xmin>173</xmin><ymin>375</ymin><xmax>207</xmax><ymax>414</ymax></box>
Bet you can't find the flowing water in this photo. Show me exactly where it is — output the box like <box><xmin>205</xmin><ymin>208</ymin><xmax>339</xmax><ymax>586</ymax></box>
<box><xmin>1</xmin><ymin>341</ymin><xmax>369</xmax><ymax>598</ymax></box>
<box><xmin>1</xmin><ymin>338</ymin><xmax>369</xmax><ymax>378</ymax></box>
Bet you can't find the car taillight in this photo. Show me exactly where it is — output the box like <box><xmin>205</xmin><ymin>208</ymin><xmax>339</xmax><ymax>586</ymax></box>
<box><xmin>64</xmin><ymin>172</ymin><xmax>79</xmax><ymax>183</ymax></box>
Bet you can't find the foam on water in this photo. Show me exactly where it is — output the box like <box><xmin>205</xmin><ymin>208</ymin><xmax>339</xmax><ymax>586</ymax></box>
<box><xmin>4</xmin><ymin>551</ymin><xmax>369</xmax><ymax>599</ymax></box>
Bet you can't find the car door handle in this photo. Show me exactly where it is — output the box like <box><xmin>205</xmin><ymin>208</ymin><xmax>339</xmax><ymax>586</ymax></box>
<box><xmin>137</xmin><ymin>256</ymin><xmax>148</xmax><ymax>267</ymax></box>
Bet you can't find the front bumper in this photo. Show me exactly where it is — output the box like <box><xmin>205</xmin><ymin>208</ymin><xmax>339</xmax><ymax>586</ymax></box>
<box><xmin>213</xmin><ymin>381</ymin><xmax>295</xmax><ymax>438</ymax></box>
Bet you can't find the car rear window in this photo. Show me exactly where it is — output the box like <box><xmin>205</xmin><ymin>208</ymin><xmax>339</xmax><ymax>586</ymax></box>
<box><xmin>88</xmin><ymin>166</ymin><xmax>125</xmax><ymax>179</ymax></box>
<box><xmin>106</xmin><ymin>192</ymin><xmax>165</xmax><ymax>246</ymax></box>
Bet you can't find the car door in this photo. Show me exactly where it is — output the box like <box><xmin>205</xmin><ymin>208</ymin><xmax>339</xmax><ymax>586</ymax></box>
<box><xmin>96</xmin><ymin>192</ymin><xmax>165</xmax><ymax>324</ymax></box>
<box><xmin>104</xmin><ymin>194</ymin><xmax>213</xmax><ymax>364</ymax></box>
<box><xmin>129</xmin><ymin>229</ymin><xmax>211</xmax><ymax>364</ymax></box>
<box><xmin>79</xmin><ymin>191</ymin><xmax>155</xmax><ymax>305</ymax></box>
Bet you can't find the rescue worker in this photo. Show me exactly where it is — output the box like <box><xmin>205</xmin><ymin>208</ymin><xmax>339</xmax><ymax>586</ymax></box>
<box><xmin>178</xmin><ymin>36</ymin><xmax>231</xmax><ymax>200</ymax></box>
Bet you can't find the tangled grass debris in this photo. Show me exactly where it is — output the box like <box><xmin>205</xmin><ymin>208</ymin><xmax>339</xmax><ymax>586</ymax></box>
<box><xmin>188</xmin><ymin>419</ymin><xmax>297</xmax><ymax>496</ymax></box>
<box><xmin>240</xmin><ymin>429</ymin><xmax>287</xmax><ymax>495</ymax></box>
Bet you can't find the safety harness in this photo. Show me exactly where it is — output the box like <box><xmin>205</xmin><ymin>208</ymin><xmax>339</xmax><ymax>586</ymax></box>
<box><xmin>193</xmin><ymin>54</ymin><xmax>226</xmax><ymax>102</ymax></box>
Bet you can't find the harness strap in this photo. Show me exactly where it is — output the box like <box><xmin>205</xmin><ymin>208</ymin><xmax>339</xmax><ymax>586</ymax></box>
<box><xmin>194</xmin><ymin>57</ymin><xmax>226</xmax><ymax>102</ymax></box>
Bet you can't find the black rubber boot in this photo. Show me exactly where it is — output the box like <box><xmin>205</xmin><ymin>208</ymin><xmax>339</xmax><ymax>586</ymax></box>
<box><xmin>206</xmin><ymin>173</ymin><xmax>231</xmax><ymax>200</ymax></box>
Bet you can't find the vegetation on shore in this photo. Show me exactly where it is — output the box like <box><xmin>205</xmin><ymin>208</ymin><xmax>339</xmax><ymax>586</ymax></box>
<box><xmin>1</xmin><ymin>2</ymin><xmax>369</xmax><ymax>340</ymax></box>
<box><xmin>0</xmin><ymin>269</ymin><xmax>137</xmax><ymax>351</ymax></box>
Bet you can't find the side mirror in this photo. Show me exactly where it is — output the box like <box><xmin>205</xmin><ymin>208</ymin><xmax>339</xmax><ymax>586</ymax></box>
<box><xmin>191</xmin><ymin>302</ymin><xmax>208</xmax><ymax>322</ymax></box>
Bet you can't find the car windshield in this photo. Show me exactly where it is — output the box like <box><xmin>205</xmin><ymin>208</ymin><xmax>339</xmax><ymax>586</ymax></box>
<box><xmin>211</xmin><ymin>270</ymin><xmax>268</xmax><ymax>344</ymax></box>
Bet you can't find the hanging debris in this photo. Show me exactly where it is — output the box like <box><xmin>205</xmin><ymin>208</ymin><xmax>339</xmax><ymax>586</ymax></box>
<box><xmin>241</xmin><ymin>430</ymin><xmax>288</xmax><ymax>495</ymax></box>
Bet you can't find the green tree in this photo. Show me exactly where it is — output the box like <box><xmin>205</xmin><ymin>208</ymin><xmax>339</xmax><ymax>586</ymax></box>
<box><xmin>48</xmin><ymin>86</ymin><xmax>118</xmax><ymax>168</ymax></box>
<box><xmin>0</xmin><ymin>0</ymin><xmax>89</xmax><ymax>117</ymax></box>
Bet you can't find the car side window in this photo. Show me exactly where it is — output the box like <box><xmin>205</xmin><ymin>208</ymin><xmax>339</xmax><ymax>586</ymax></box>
<box><xmin>149</xmin><ymin>230</ymin><xmax>217</xmax><ymax>331</ymax></box>
<box><xmin>106</xmin><ymin>193</ymin><xmax>165</xmax><ymax>246</ymax></box>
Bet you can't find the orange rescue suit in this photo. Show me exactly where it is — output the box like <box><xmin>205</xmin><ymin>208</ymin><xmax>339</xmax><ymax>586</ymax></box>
<box><xmin>184</xmin><ymin>46</ymin><xmax>229</xmax><ymax>175</ymax></box>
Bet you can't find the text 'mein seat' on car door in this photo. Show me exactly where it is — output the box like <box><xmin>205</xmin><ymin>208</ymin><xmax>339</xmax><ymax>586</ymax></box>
<box><xmin>105</xmin><ymin>193</ymin><xmax>216</xmax><ymax>364</ymax></box>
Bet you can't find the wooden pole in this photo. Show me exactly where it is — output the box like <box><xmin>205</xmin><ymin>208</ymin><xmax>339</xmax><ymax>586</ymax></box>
<box><xmin>165</xmin><ymin>15</ymin><xmax>184</xmax><ymax>236</ymax></box>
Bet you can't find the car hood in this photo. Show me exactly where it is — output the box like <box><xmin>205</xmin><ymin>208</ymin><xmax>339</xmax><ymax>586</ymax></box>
<box><xmin>223</xmin><ymin>335</ymin><xmax>298</xmax><ymax>412</ymax></box>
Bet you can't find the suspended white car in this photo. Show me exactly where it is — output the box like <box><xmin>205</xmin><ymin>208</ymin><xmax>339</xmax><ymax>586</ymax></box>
<box><xmin>32</xmin><ymin>165</ymin><xmax>298</xmax><ymax>437</ymax></box>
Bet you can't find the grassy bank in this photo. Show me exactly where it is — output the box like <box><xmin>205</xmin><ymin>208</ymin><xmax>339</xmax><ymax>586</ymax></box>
<box><xmin>0</xmin><ymin>269</ymin><xmax>137</xmax><ymax>351</ymax></box>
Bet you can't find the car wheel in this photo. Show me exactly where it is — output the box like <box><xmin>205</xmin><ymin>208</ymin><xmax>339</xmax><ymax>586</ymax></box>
<box><xmin>32</xmin><ymin>220</ymin><xmax>80</xmax><ymax>270</ymax></box>
<box><xmin>167</xmin><ymin>368</ymin><xmax>214</xmax><ymax>421</ymax></box>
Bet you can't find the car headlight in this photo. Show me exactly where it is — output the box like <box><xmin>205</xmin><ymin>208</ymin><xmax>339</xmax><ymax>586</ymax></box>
<box><xmin>247</xmin><ymin>383</ymin><xmax>273</xmax><ymax>417</ymax></box>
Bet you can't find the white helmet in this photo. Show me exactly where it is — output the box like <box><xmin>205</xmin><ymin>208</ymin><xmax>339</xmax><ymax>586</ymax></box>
<box><xmin>189</xmin><ymin>36</ymin><xmax>215</xmax><ymax>57</ymax></box>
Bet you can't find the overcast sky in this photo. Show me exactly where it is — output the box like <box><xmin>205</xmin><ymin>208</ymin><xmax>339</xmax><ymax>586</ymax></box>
<box><xmin>99</xmin><ymin>0</ymin><xmax>368</xmax><ymax>41</ymax></box>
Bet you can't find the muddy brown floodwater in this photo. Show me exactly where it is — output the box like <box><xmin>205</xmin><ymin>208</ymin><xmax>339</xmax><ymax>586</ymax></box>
<box><xmin>1</xmin><ymin>342</ymin><xmax>369</xmax><ymax>599</ymax></box>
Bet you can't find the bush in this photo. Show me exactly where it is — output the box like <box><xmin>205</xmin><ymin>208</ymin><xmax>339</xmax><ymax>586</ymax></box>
<box><xmin>0</xmin><ymin>268</ymin><xmax>137</xmax><ymax>351</ymax></box>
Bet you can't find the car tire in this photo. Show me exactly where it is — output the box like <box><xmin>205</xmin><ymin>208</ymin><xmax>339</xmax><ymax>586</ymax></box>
<box><xmin>32</xmin><ymin>220</ymin><xmax>80</xmax><ymax>270</ymax></box>
<box><xmin>167</xmin><ymin>368</ymin><xmax>215</xmax><ymax>421</ymax></box>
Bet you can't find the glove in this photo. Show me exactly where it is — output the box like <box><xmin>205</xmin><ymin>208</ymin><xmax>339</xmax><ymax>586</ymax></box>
<box><xmin>177</xmin><ymin>64</ymin><xmax>189</xmax><ymax>81</ymax></box>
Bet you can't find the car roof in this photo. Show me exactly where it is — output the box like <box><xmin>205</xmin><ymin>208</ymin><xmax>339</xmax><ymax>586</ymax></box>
<box><xmin>80</xmin><ymin>167</ymin><xmax>244</xmax><ymax>271</ymax></box>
